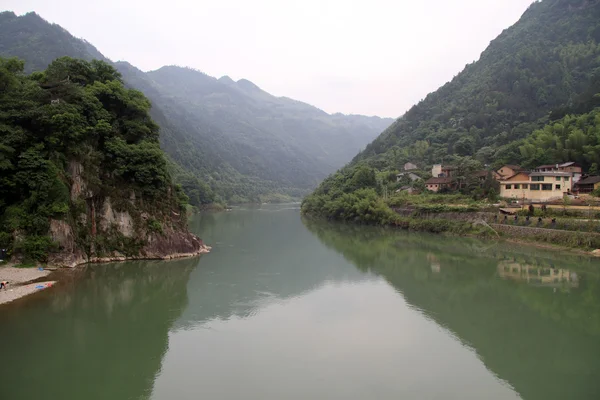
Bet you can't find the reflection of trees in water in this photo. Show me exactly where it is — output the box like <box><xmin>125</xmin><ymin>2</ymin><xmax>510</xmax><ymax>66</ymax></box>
<box><xmin>176</xmin><ymin>211</ymin><xmax>374</xmax><ymax>329</ymax></box>
<box><xmin>0</xmin><ymin>258</ymin><xmax>197</xmax><ymax>400</ymax></box>
<box><xmin>303</xmin><ymin>218</ymin><xmax>600</xmax><ymax>400</ymax></box>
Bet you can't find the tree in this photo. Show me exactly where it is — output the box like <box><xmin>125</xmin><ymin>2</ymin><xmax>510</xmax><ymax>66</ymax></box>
<box><xmin>0</xmin><ymin>56</ymin><xmax>184</xmax><ymax>262</ymax></box>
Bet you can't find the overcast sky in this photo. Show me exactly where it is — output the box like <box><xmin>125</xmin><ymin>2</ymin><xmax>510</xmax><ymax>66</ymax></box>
<box><xmin>5</xmin><ymin>0</ymin><xmax>533</xmax><ymax>118</ymax></box>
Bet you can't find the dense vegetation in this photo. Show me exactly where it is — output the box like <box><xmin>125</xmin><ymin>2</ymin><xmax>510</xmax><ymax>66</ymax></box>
<box><xmin>304</xmin><ymin>0</ymin><xmax>600</xmax><ymax>220</ymax></box>
<box><xmin>520</xmin><ymin>106</ymin><xmax>600</xmax><ymax>170</ymax></box>
<box><xmin>0</xmin><ymin>56</ymin><xmax>185</xmax><ymax>262</ymax></box>
<box><xmin>0</xmin><ymin>11</ymin><xmax>392</xmax><ymax>203</ymax></box>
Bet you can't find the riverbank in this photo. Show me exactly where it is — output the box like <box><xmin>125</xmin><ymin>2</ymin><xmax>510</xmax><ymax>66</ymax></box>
<box><xmin>391</xmin><ymin>212</ymin><xmax>600</xmax><ymax>253</ymax></box>
<box><xmin>0</xmin><ymin>266</ymin><xmax>53</xmax><ymax>305</ymax></box>
<box><xmin>55</xmin><ymin>244</ymin><xmax>213</xmax><ymax>268</ymax></box>
<box><xmin>0</xmin><ymin>281</ymin><xmax>57</xmax><ymax>305</ymax></box>
<box><xmin>0</xmin><ymin>244</ymin><xmax>211</xmax><ymax>305</ymax></box>
<box><xmin>302</xmin><ymin>189</ymin><xmax>600</xmax><ymax>254</ymax></box>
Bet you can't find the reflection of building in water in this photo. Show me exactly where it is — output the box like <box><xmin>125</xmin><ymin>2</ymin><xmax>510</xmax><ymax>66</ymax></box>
<box><xmin>498</xmin><ymin>261</ymin><xmax>578</xmax><ymax>288</ymax></box>
<box><xmin>427</xmin><ymin>253</ymin><xmax>441</xmax><ymax>273</ymax></box>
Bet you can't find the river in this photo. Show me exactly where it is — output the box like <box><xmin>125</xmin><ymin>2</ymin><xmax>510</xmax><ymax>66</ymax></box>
<box><xmin>1</xmin><ymin>204</ymin><xmax>599</xmax><ymax>399</ymax></box>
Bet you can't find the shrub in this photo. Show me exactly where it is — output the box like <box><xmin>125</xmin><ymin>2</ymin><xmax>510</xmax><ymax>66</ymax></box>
<box><xmin>147</xmin><ymin>218</ymin><xmax>164</xmax><ymax>234</ymax></box>
<box><xmin>14</xmin><ymin>235</ymin><xmax>58</xmax><ymax>263</ymax></box>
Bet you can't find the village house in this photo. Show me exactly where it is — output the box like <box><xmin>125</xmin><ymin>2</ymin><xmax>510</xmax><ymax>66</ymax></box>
<box><xmin>496</xmin><ymin>165</ymin><xmax>522</xmax><ymax>179</ymax></box>
<box><xmin>431</xmin><ymin>164</ymin><xmax>456</xmax><ymax>178</ymax></box>
<box><xmin>396</xmin><ymin>172</ymin><xmax>421</xmax><ymax>182</ymax></box>
<box><xmin>534</xmin><ymin>162</ymin><xmax>582</xmax><ymax>183</ymax></box>
<box><xmin>403</xmin><ymin>162</ymin><xmax>418</xmax><ymax>171</ymax></box>
<box><xmin>575</xmin><ymin>176</ymin><xmax>600</xmax><ymax>194</ymax></box>
<box><xmin>424</xmin><ymin>176</ymin><xmax>455</xmax><ymax>192</ymax></box>
<box><xmin>474</xmin><ymin>170</ymin><xmax>502</xmax><ymax>185</ymax></box>
<box><xmin>499</xmin><ymin>171</ymin><xmax>573</xmax><ymax>202</ymax></box>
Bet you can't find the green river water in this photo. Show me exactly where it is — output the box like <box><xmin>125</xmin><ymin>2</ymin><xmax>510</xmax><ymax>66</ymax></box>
<box><xmin>1</xmin><ymin>205</ymin><xmax>599</xmax><ymax>399</ymax></box>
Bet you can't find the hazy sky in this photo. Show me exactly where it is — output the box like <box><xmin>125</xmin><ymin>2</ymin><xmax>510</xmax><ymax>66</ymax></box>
<box><xmin>5</xmin><ymin>0</ymin><xmax>533</xmax><ymax>118</ymax></box>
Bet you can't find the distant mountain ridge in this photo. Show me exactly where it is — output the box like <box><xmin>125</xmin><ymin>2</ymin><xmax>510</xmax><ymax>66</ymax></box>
<box><xmin>0</xmin><ymin>11</ymin><xmax>393</xmax><ymax>203</ymax></box>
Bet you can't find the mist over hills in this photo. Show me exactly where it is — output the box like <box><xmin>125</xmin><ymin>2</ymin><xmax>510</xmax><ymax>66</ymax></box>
<box><xmin>0</xmin><ymin>11</ymin><xmax>393</xmax><ymax>203</ymax></box>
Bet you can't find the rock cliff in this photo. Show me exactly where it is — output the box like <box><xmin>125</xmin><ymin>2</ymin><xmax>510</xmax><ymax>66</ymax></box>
<box><xmin>0</xmin><ymin>57</ymin><xmax>209</xmax><ymax>267</ymax></box>
<box><xmin>43</xmin><ymin>162</ymin><xmax>209</xmax><ymax>268</ymax></box>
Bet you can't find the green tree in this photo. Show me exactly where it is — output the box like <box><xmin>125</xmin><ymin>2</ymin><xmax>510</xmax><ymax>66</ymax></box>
<box><xmin>0</xmin><ymin>56</ymin><xmax>186</xmax><ymax>262</ymax></box>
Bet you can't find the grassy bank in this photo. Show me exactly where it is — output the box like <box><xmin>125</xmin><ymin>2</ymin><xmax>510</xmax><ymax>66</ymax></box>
<box><xmin>302</xmin><ymin>191</ymin><xmax>600</xmax><ymax>251</ymax></box>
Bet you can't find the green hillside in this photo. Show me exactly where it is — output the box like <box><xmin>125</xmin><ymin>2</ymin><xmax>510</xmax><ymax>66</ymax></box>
<box><xmin>0</xmin><ymin>56</ymin><xmax>189</xmax><ymax>262</ymax></box>
<box><xmin>303</xmin><ymin>0</ymin><xmax>600</xmax><ymax>221</ymax></box>
<box><xmin>356</xmin><ymin>0</ymin><xmax>600</xmax><ymax>169</ymax></box>
<box><xmin>0</xmin><ymin>11</ymin><xmax>392</xmax><ymax>203</ymax></box>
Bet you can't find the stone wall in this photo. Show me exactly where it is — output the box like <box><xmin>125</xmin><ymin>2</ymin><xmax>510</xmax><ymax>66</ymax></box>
<box><xmin>393</xmin><ymin>208</ymin><xmax>495</xmax><ymax>221</ymax></box>
<box><xmin>392</xmin><ymin>207</ymin><xmax>600</xmax><ymax>248</ymax></box>
<box><xmin>491</xmin><ymin>223</ymin><xmax>600</xmax><ymax>240</ymax></box>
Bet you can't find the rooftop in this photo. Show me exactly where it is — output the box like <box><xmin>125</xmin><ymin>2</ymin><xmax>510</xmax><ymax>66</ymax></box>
<box><xmin>501</xmin><ymin>171</ymin><xmax>530</xmax><ymax>181</ymax></box>
<box><xmin>536</xmin><ymin>162</ymin><xmax>580</xmax><ymax>169</ymax></box>
<box><xmin>529</xmin><ymin>171</ymin><xmax>572</xmax><ymax>176</ymax></box>
<box><xmin>397</xmin><ymin>172</ymin><xmax>419</xmax><ymax>176</ymax></box>
<box><xmin>425</xmin><ymin>177</ymin><xmax>453</xmax><ymax>184</ymax></box>
<box><xmin>560</xmin><ymin>162</ymin><xmax>579</xmax><ymax>167</ymax></box>
<box><xmin>576</xmin><ymin>176</ymin><xmax>600</xmax><ymax>185</ymax></box>
<box><xmin>500</xmin><ymin>164</ymin><xmax>522</xmax><ymax>171</ymax></box>
<box><xmin>473</xmin><ymin>170</ymin><xmax>492</xmax><ymax>178</ymax></box>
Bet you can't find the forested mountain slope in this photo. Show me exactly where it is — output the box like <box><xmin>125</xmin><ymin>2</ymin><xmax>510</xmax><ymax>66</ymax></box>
<box><xmin>0</xmin><ymin>11</ymin><xmax>107</xmax><ymax>72</ymax></box>
<box><xmin>303</xmin><ymin>0</ymin><xmax>600</xmax><ymax>221</ymax></box>
<box><xmin>0</xmin><ymin>57</ymin><xmax>203</xmax><ymax>265</ymax></box>
<box><xmin>353</xmin><ymin>0</ymin><xmax>600</xmax><ymax>170</ymax></box>
<box><xmin>0</xmin><ymin>11</ymin><xmax>392</xmax><ymax>203</ymax></box>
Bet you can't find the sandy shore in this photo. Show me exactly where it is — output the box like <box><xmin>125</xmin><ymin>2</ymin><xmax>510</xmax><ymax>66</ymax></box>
<box><xmin>0</xmin><ymin>266</ymin><xmax>51</xmax><ymax>284</ymax></box>
<box><xmin>0</xmin><ymin>245</ymin><xmax>211</xmax><ymax>305</ymax></box>
<box><xmin>0</xmin><ymin>267</ymin><xmax>54</xmax><ymax>305</ymax></box>
<box><xmin>0</xmin><ymin>281</ymin><xmax>56</xmax><ymax>305</ymax></box>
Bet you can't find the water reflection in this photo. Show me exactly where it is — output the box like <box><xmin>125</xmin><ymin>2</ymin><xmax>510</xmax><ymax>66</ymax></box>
<box><xmin>2</xmin><ymin>207</ymin><xmax>600</xmax><ymax>400</ymax></box>
<box><xmin>0</xmin><ymin>258</ymin><xmax>197</xmax><ymax>400</ymax></box>
<box><xmin>152</xmin><ymin>209</ymin><xmax>522</xmax><ymax>400</ymax></box>
<box><xmin>497</xmin><ymin>262</ymin><xmax>579</xmax><ymax>288</ymax></box>
<box><xmin>303</xmin><ymin>218</ymin><xmax>600</xmax><ymax>400</ymax></box>
<box><xmin>178</xmin><ymin>205</ymin><xmax>376</xmax><ymax>328</ymax></box>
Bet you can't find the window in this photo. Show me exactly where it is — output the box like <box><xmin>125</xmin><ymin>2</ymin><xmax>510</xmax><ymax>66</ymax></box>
<box><xmin>523</xmin><ymin>184</ymin><xmax>528</xmax><ymax>189</ymax></box>
<box><xmin>542</xmin><ymin>184</ymin><xmax>552</xmax><ymax>191</ymax></box>
<box><xmin>532</xmin><ymin>176</ymin><xmax>545</xmax><ymax>182</ymax></box>
<box><xmin>556</xmin><ymin>177</ymin><xmax>561</xmax><ymax>181</ymax></box>
<box><xmin>564</xmin><ymin>177</ymin><xmax>569</xmax><ymax>181</ymax></box>
<box><xmin>505</xmin><ymin>184</ymin><xmax>512</xmax><ymax>189</ymax></box>
<box><xmin>514</xmin><ymin>184</ymin><xmax>521</xmax><ymax>189</ymax></box>
<box><xmin>530</xmin><ymin>184</ymin><xmax>540</xmax><ymax>190</ymax></box>
<box><xmin>556</xmin><ymin>184</ymin><xmax>561</xmax><ymax>190</ymax></box>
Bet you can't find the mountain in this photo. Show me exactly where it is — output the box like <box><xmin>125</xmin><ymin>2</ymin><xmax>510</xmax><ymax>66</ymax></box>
<box><xmin>0</xmin><ymin>11</ymin><xmax>107</xmax><ymax>71</ymax></box>
<box><xmin>0</xmin><ymin>56</ymin><xmax>205</xmax><ymax>266</ymax></box>
<box><xmin>354</xmin><ymin>0</ymin><xmax>600</xmax><ymax>170</ymax></box>
<box><xmin>303</xmin><ymin>0</ymin><xmax>600</xmax><ymax>221</ymax></box>
<box><xmin>0</xmin><ymin>11</ymin><xmax>393</xmax><ymax>203</ymax></box>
